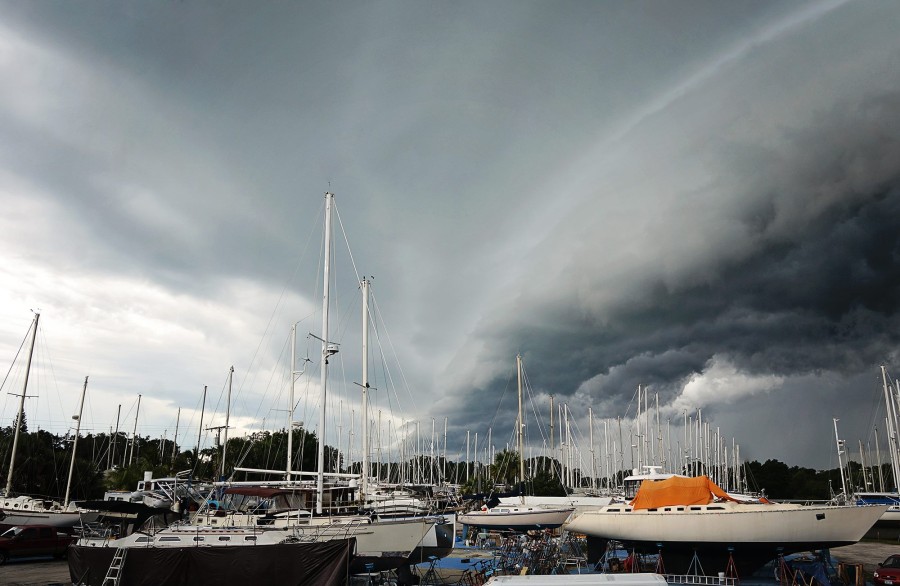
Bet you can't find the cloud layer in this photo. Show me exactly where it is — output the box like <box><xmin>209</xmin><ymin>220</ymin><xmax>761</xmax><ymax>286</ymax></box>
<box><xmin>0</xmin><ymin>1</ymin><xmax>898</xmax><ymax>470</ymax></box>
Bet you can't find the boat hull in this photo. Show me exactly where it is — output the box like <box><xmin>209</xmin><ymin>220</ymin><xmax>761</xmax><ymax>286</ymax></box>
<box><xmin>288</xmin><ymin>516</ymin><xmax>436</xmax><ymax>573</ymax></box>
<box><xmin>68</xmin><ymin>539</ymin><xmax>353</xmax><ymax>586</ymax></box>
<box><xmin>0</xmin><ymin>509</ymin><xmax>88</xmax><ymax>532</ymax></box>
<box><xmin>567</xmin><ymin>503</ymin><xmax>887</xmax><ymax>575</ymax></box>
<box><xmin>459</xmin><ymin>506</ymin><xmax>574</xmax><ymax>530</ymax></box>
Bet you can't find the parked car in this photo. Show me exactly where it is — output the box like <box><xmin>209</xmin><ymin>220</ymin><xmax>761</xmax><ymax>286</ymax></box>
<box><xmin>874</xmin><ymin>555</ymin><xmax>900</xmax><ymax>586</ymax></box>
<box><xmin>0</xmin><ymin>525</ymin><xmax>74</xmax><ymax>564</ymax></box>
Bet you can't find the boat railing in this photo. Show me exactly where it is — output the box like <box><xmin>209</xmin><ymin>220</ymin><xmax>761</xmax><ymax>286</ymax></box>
<box><xmin>665</xmin><ymin>574</ymin><xmax>737</xmax><ymax>586</ymax></box>
<box><xmin>288</xmin><ymin>517</ymin><xmax>368</xmax><ymax>542</ymax></box>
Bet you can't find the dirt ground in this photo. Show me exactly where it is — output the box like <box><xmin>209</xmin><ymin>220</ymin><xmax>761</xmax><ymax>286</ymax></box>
<box><xmin>831</xmin><ymin>541</ymin><xmax>900</xmax><ymax>574</ymax></box>
<box><xmin>0</xmin><ymin>557</ymin><xmax>70</xmax><ymax>586</ymax></box>
<box><xmin>0</xmin><ymin>541</ymin><xmax>898</xmax><ymax>586</ymax></box>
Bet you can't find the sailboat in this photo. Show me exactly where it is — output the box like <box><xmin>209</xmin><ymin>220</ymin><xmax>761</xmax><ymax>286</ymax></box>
<box><xmin>458</xmin><ymin>355</ymin><xmax>574</xmax><ymax>530</ymax></box>
<box><xmin>846</xmin><ymin>366</ymin><xmax>900</xmax><ymax>536</ymax></box>
<box><xmin>565</xmin><ymin>473</ymin><xmax>887</xmax><ymax>576</ymax></box>
<box><xmin>105</xmin><ymin>192</ymin><xmax>438</xmax><ymax>574</ymax></box>
<box><xmin>1</xmin><ymin>313</ymin><xmax>95</xmax><ymax>530</ymax></box>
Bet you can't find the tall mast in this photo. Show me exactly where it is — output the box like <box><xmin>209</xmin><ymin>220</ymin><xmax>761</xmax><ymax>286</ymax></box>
<box><xmin>589</xmin><ymin>406</ymin><xmax>595</xmax><ymax>491</ymax></box>
<box><xmin>882</xmin><ymin>366</ymin><xmax>900</xmax><ymax>490</ymax></box>
<box><xmin>5</xmin><ymin>311</ymin><xmax>40</xmax><ymax>495</ymax></box>
<box><xmin>834</xmin><ymin>418</ymin><xmax>848</xmax><ymax>497</ymax></box>
<box><xmin>549</xmin><ymin>395</ymin><xmax>555</xmax><ymax>479</ymax></box>
<box><xmin>111</xmin><ymin>404</ymin><xmax>121</xmax><ymax>470</ymax></box>
<box><xmin>317</xmin><ymin>191</ymin><xmax>335</xmax><ymax>514</ymax></box>
<box><xmin>516</xmin><ymin>354</ymin><xmax>525</xmax><ymax>496</ymax></box>
<box><xmin>287</xmin><ymin>323</ymin><xmax>297</xmax><ymax>481</ymax></box>
<box><xmin>195</xmin><ymin>386</ymin><xmax>207</xmax><ymax>471</ymax></box>
<box><xmin>128</xmin><ymin>394</ymin><xmax>141</xmax><ymax>466</ymax></box>
<box><xmin>443</xmin><ymin>417</ymin><xmax>448</xmax><ymax>485</ymax></box>
<box><xmin>360</xmin><ymin>276</ymin><xmax>371</xmax><ymax>496</ymax></box>
<box><xmin>221</xmin><ymin>366</ymin><xmax>233</xmax><ymax>479</ymax></box>
<box><xmin>171</xmin><ymin>407</ymin><xmax>181</xmax><ymax>468</ymax></box>
<box><xmin>466</xmin><ymin>430</ymin><xmax>470</xmax><ymax>483</ymax></box>
<box><xmin>64</xmin><ymin>376</ymin><xmax>88</xmax><ymax>506</ymax></box>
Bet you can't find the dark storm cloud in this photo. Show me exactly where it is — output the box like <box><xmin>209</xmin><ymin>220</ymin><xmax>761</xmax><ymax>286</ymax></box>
<box><xmin>444</xmin><ymin>92</ymin><xmax>900</xmax><ymax>457</ymax></box>
<box><xmin>2</xmin><ymin>0</ymin><xmax>898</xmax><ymax>468</ymax></box>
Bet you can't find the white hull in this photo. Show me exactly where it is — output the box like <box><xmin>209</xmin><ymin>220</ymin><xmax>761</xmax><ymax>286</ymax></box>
<box><xmin>880</xmin><ymin>507</ymin><xmax>900</xmax><ymax>523</ymax></box>
<box><xmin>287</xmin><ymin>516</ymin><xmax>436</xmax><ymax>558</ymax></box>
<box><xmin>78</xmin><ymin>525</ymin><xmax>292</xmax><ymax>548</ymax></box>
<box><xmin>459</xmin><ymin>506</ymin><xmax>574</xmax><ymax>529</ymax></box>
<box><xmin>567</xmin><ymin>501</ymin><xmax>887</xmax><ymax>574</ymax></box>
<box><xmin>187</xmin><ymin>511</ymin><xmax>436</xmax><ymax>559</ymax></box>
<box><xmin>0</xmin><ymin>496</ymin><xmax>89</xmax><ymax>528</ymax></box>
<box><xmin>0</xmin><ymin>508</ymin><xmax>83</xmax><ymax>528</ymax></box>
<box><xmin>566</xmin><ymin>501</ymin><xmax>885</xmax><ymax>545</ymax></box>
<box><xmin>497</xmin><ymin>495</ymin><xmax>613</xmax><ymax>512</ymax></box>
<box><xmin>79</xmin><ymin>516</ymin><xmax>436</xmax><ymax>574</ymax></box>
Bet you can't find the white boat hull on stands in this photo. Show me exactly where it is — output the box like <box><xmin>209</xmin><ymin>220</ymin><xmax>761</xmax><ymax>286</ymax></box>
<box><xmin>458</xmin><ymin>505</ymin><xmax>574</xmax><ymax>530</ymax></box>
<box><xmin>566</xmin><ymin>501</ymin><xmax>887</xmax><ymax>575</ymax></box>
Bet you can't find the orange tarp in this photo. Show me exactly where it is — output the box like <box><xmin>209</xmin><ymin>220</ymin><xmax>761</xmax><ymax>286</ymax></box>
<box><xmin>630</xmin><ymin>475</ymin><xmax>738</xmax><ymax>510</ymax></box>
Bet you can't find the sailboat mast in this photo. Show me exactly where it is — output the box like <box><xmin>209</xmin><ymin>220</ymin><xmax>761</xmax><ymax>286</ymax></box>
<box><xmin>5</xmin><ymin>311</ymin><xmax>40</xmax><ymax>495</ymax></box>
<box><xmin>882</xmin><ymin>366</ymin><xmax>900</xmax><ymax>490</ymax></box>
<box><xmin>111</xmin><ymin>404</ymin><xmax>121</xmax><ymax>470</ymax></box>
<box><xmin>549</xmin><ymin>395</ymin><xmax>554</xmax><ymax>479</ymax></box>
<box><xmin>287</xmin><ymin>323</ymin><xmax>297</xmax><ymax>481</ymax></box>
<box><xmin>834</xmin><ymin>418</ymin><xmax>848</xmax><ymax>497</ymax></box>
<box><xmin>64</xmin><ymin>376</ymin><xmax>88</xmax><ymax>506</ymax></box>
<box><xmin>195</xmin><ymin>385</ymin><xmax>207</xmax><ymax>470</ymax></box>
<box><xmin>589</xmin><ymin>406</ymin><xmax>595</xmax><ymax>491</ymax></box>
<box><xmin>317</xmin><ymin>191</ymin><xmax>334</xmax><ymax>514</ymax></box>
<box><xmin>128</xmin><ymin>394</ymin><xmax>141</xmax><ymax>466</ymax></box>
<box><xmin>221</xmin><ymin>367</ymin><xmax>233</xmax><ymax>479</ymax></box>
<box><xmin>171</xmin><ymin>407</ymin><xmax>181</xmax><ymax>468</ymax></box>
<box><xmin>516</xmin><ymin>355</ymin><xmax>525</xmax><ymax>494</ymax></box>
<box><xmin>361</xmin><ymin>276</ymin><xmax>370</xmax><ymax>497</ymax></box>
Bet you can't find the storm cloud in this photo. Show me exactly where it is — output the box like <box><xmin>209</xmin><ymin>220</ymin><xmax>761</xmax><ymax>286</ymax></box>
<box><xmin>1</xmin><ymin>1</ymin><xmax>899</xmax><ymax>471</ymax></box>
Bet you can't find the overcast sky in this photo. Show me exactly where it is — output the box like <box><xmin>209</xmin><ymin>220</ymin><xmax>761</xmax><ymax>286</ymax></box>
<box><xmin>1</xmin><ymin>1</ymin><xmax>899</xmax><ymax>476</ymax></box>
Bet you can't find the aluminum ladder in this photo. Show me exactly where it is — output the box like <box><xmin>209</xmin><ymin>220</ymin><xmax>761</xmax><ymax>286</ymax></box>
<box><xmin>101</xmin><ymin>547</ymin><xmax>127</xmax><ymax>586</ymax></box>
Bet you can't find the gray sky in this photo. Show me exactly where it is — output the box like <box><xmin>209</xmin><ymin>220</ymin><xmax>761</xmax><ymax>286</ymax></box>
<box><xmin>1</xmin><ymin>0</ymin><xmax>899</xmax><ymax>474</ymax></box>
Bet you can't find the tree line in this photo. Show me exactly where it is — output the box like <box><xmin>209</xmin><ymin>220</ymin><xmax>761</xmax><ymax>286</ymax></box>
<box><xmin>0</xmin><ymin>416</ymin><xmax>888</xmax><ymax>502</ymax></box>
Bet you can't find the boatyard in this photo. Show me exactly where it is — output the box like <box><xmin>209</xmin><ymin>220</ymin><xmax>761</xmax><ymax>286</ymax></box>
<box><xmin>2</xmin><ymin>2</ymin><xmax>900</xmax><ymax>586</ymax></box>
<box><xmin>1</xmin><ymin>540</ymin><xmax>899</xmax><ymax>586</ymax></box>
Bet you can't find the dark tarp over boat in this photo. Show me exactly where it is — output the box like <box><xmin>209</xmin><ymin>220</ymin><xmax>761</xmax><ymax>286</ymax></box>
<box><xmin>68</xmin><ymin>538</ymin><xmax>354</xmax><ymax>586</ymax></box>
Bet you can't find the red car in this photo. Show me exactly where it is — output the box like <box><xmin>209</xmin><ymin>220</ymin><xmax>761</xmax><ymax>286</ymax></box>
<box><xmin>0</xmin><ymin>525</ymin><xmax>74</xmax><ymax>564</ymax></box>
<box><xmin>874</xmin><ymin>555</ymin><xmax>900</xmax><ymax>586</ymax></box>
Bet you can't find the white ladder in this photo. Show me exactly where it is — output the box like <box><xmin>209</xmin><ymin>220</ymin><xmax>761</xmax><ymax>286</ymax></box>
<box><xmin>101</xmin><ymin>547</ymin><xmax>127</xmax><ymax>586</ymax></box>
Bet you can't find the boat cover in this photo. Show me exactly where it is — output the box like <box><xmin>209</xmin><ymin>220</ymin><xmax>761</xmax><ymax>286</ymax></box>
<box><xmin>630</xmin><ymin>475</ymin><xmax>738</xmax><ymax>510</ymax></box>
<box><xmin>68</xmin><ymin>539</ymin><xmax>353</xmax><ymax>586</ymax></box>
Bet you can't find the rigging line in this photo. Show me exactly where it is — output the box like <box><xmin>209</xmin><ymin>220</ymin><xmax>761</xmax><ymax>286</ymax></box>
<box><xmin>231</xmin><ymin>196</ymin><xmax>325</xmax><ymax>413</ymax></box>
<box><xmin>333</xmin><ymin>204</ymin><xmax>363</xmax><ymax>285</ymax></box>
<box><xmin>369</xmin><ymin>294</ymin><xmax>416</xmax><ymax>412</ymax></box>
<box><xmin>207</xmin><ymin>369</ymin><xmax>233</xmax><ymax>435</ymax></box>
<box><xmin>0</xmin><ymin>322</ymin><xmax>30</xmax><ymax>396</ymax></box>
<box><xmin>522</xmin><ymin>370</ymin><xmax>553</xmax><ymax>451</ymax></box>
<box><xmin>233</xmin><ymin>330</ymin><xmax>292</xmax><ymax>465</ymax></box>
<box><xmin>38</xmin><ymin>325</ymin><xmax>70</xmax><ymax>434</ymax></box>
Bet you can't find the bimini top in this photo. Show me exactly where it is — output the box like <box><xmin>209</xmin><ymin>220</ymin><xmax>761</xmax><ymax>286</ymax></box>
<box><xmin>630</xmin><ymin>475</ymin><xmax>738</xmax><ymax>510</ymax></box>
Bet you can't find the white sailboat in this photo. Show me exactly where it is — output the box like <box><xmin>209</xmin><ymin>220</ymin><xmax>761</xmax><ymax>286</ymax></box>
<box><xmin>458</xmin><ymin>355</ymin><xmax>574</xmax><ymax>530</ymax></box>
<box><xmin>849</xmin><ymin>366</ymin><xmax>900</xmax><ymax>535</ymax></box>
<box><xmin>103</xmin><ymin>192</ymin><xmax>438</xmax><ymax>574</ymax></box>
<box><xmin>565</xmin><ymin>474</ymin><xmax>886</xmax><ymax>576</ymax></box>
<box><xmin>1</xmin><ymin>313</ymin><xmax>93</xmax><ymax>530</ymax></box>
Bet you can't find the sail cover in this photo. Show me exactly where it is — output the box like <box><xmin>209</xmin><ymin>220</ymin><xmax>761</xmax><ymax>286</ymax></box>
<box><xmin>68</xmin><ymin>539</ymin><xmax>353</xmax><ymax>586</ymax></box>
<box><xmin>630</xmin><ymin>475</ymin><xmax>737</xmax><ymax>510</ymax></box>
